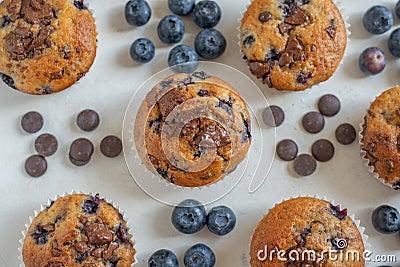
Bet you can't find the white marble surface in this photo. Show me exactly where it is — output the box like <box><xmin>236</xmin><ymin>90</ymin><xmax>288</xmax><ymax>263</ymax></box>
<box><xmin>1</xmin><ymin>0</ymin><xmax>400</xmax><ymax>266</ymax></box>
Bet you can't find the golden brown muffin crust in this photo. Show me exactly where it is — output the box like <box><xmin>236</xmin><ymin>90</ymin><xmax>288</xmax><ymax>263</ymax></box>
<box><xmin>250</xmin><ymin>197</ymin><xmax>365</xmax><ymax>267</ymax></box>
<box><xmin>361</xmin><ymin>86</ymin><xmax>400</xmax><ymax>189</ymax></box>
<box><xmin>0</xmin><ymin>0</ymin><xmax>97</xmax><ymax>94</ymax></box>
<box><xmin>22</xmin><ymin>194</ymin><xmax>135</xmax><ymax>267</ymax></box>
<box><xmin>240</xmin><ymin>0</ymin><xmax>347</xmax><ymax>91</ymax></box>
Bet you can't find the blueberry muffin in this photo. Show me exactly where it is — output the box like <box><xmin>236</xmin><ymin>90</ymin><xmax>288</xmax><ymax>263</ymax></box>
<box><xmin>250</xmin><ymin>197</ymin><xmax>365</xmax><ymax>266</ymax></box>
<box><xmin>134</xmin><ymin>72</ymin><xmax>252</xmax><ymax>187</ymax></box>
<box><xmin>361</xmin><ymin>86</ymin><xmax>400</xmax><ymax>190</ymax></box>
<box><xmin>240</xmin><ymin>0</ymin><xmax>347</xmax><ymax>91</ymax></box>
<box><xmin>22</xmin><ymin>194</ymin><xmax>135</xmax><ymax>267</ymax></box>
<box><xmin>0</xmin><ymin>0</ymin><xmax>97</xmax><ymax>95</ymax></box>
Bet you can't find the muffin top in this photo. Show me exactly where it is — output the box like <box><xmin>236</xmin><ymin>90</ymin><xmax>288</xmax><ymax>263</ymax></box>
<box><xmin>361</xmin><ymin>85</ymin><xmax>400</xmax><ymax>189</ymax></box>
<box><xmin>0</xmin><ymin>0</ymin><xmax>97</xmax><ymax>95</ymax></box>
<box><xmin>240</xmin><ymin>0</ymin><xmax>347</xmax><ymax>91</ymax></box>
<box><xmin>22</xmin><ymin>194</ymin><xmax>135</xmax><ymax>267</ymax></box>
<box><xmin>250</xmin><ymin>197</ymin><xmax>365</xmax><ymax>267</ymax></box>
<box><xmin>134</xmin><ymin>72</ymin><xmax>252</xmax><ymax>187</ymax></box>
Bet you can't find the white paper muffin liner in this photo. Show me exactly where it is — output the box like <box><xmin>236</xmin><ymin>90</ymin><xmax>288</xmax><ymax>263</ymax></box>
<box><xmin>122</xmin><ymin>62</ymin><xmax>276</xmax><ymax>206</ymax></box>
<box><xmin>247</xmin><ymin>195</ymin><xmax>369</xmax><ymax>267</ymax></box>
<box><xmin>18</xmin><ymin>190</ymin><xmax>138</xmax><ymax>267</ymax></box>
<box><xmin>237</xmin><ymin>0</ymin><xmax>350</xmax><ymax>92</ymax></box>
<box><xmin>359</xmin><ymin>117</ymin><xmax>396</xmax><ymax>190</ymax></box>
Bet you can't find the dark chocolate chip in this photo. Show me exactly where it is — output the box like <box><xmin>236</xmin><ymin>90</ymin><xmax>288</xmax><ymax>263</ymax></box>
<box><xmin>25</xmin><ymin>155</ymin><xmax>47</xmax><ymax>177</ymax></box>
<box><xmin>335</xmin><ymin>123</ymin><xmax>356</xmax><ymax>145</ymax></box>
<box><xmin>243</xmin><ymin>35</ymin><xmax>255</xmax><ymax>47</ymax></box>
<box><xmin>284</xmin><ymin>7</ymin><xmax>308</xmax><ymax>25</ymax></box>
<box><xmin>21</xmin><ymin>111</ymin><xmax>44</xmax><ymax>133</ymax></box>
<box><xmin>100</xmin><ymin>135</ymin><xmax>122</xmax><ymax>158</ymax></box>
<box><xmin>69</xmin><ymin>138</ymin><xmax>94</xmax><ymax>166</ymax></box>
<box><xmin>249</xmin><ymin>62</ymin><xmax>270</xmax><ymax>78</ymax></box>
<box><xmin>34</xmin><ymin>133</ymin><xmax>58</xmax><ymax>157</ymax></box>
<box><xmin>76</xmin><ymin>109</ymin><xmax>100</xmax><ymax>132</ymax></box>
<box><xmin>311</xmin><ymin>139</ymin><xmax>335</xmax><ymax>162</ymax></box>
<box><xmin>0</xmin><ymin>73</ymin><xmax>16</xmax><ymax>89</ymax></box>
<box><xmin>259</xmin><ymin>11</ymin><xmax>272</xmax><ymax>22</ymax></box>
<box><xmin>318</xmin><ymin>94</ymin><xmax>341</xmax><ymax>117</ymax></box>
<box><xmin>276</xmin><ymin>139</ymin><xmax>298</xmax><ymax>161</ymax></box>
<box><xmin>325</xmin><ymin>19</ymin><xmax>336</xmax><ymax>38</ymax></box>
<box><xmin>263</xmin><ymin>105</ymin><xmax>285</xmax><ymax>127</ymax></box>
<box><xmin>293</xmin><ymin>154</ymin><xmax>317</xmax><ymax>176</ymax></box>
<box><xmin>278</xmin><ymin>23</ymin><xmax>292</xmax><ymax>34</ymax></box>
<box><xmin>302</xmin><ymin>111</ymin><xmax>325</xmax><ymax>134</ymax></box>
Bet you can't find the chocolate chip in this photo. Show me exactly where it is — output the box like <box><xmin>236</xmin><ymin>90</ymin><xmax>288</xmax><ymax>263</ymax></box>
<box><xmin>100</xmin><ymin>135</ymin><xmax>122</xmax><ymax>158</ymax></box>
<box><xmin>69</xmin><ymin>138</ymin><xmax>94</xmax><ymax>166</ymax></box>
<box><xmin>325</xmin><ymin>19</ymin><xmax>337</xmax><ymax>38</ymax></box>
<box><xmin>312</xmin><ymin>139</ymin><xmax>335</xmax><ymax>162</ymax></box>
<box><xmin>35</xmin><ymin>133</ymin><xmax>58</xmax><ymax>157</ymax></box>
<box><xmin>74</xmin><ymin>242</ymin><xmax>91</xmax><ymax>254</ymax></box>
<box><xmin>25</xmin><ymin>155</ymin><xmax>47</xmax><ymax>177</ymax></box>
<box><xmin>318</xmin><ymin>94</ymin><xmax>341</xmax><ymax>117</ymax></box>
<box><xmin>293</xmin><ymin>154</ymin><xmax>317</xmax><ymax>176</ymax></box>
<box><xmin>276</xmin><ymin>139</ymin><xmax>298</xmax><ymax>161</ymax></box>
<box><xmin>0</xmin><ymin>72</ymin><xmax>16</xmax><ymax>89</ymax></box>
<box><xmin>284</xmin><ymin>7</ymin><xmax>308</xmax><ymax>25</ymax></box>
<box><xmin>279</xmin><ymin>52</ymin><xmax>292</xmax><ymax>67</ymax></box>
<box><xmin>302</xmin><ymin>112</ymin><xmax>325</xmax><ymax>133</ymax></box>
<box><xmin>84</xmin><ymin>222</ymin><xmax>113</xmax><ymax>245</ymax></box>
<box><xmin>278</xmin><ymin>23</ymin><xmax>292</xmax><ymax>34</ymax></box>
<box><xmin>243</xmin><ymin>35</ymin><xmax>255</xmax><ymax>47</ymax></box>
<box><xmin>262</xmin><ymin>105</ymin><xmax>285</xmax><ymax>127</ymax></box>
<box><xmin>76</xmin><ymin>109</ymin><xmax>100</xmax><ymax>132</ymax></box>
<box><xmin>21</xmin><ymin>111</ymin><xmax>44</xmax><ymax>133</ymax></box>
<box><xmin>335</xmin><ymin>123</ymin><xmax>356</xmax><ymax>145</ymax></box>
<box><xmin>249</xmin><ymin>62</ymin><xmax>270</xmax><ymax>78</ymax></box>
<box><xmin>259</xmin><ymin>11</ymin><xmax>272</xmax><ymax>22</ymax></box>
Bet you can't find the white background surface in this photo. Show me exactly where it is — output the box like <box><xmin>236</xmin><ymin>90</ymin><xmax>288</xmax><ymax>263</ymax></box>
<box><xmin>1</xmin><ymin>0</ymin><xmax>400</xmax><ymax>266</ymax></box>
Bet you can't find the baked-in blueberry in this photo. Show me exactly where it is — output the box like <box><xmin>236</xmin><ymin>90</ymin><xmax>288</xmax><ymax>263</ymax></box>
<box><xmin>192</xmin><ymin>0</ymin><xmax>221</xmax><ymax>28</ymax></box>
<box><xmin>168</xmin><ymin>45</ymin><xmax>199</xmax><ymax>73</ymax></box>
<box><xmin>388</xmin><ymin>28</ymin><xmax>400</xmax><ymax>57</ymax></box>
<box><xmin>148</xmin><ymin>249</ymin><xmax>178</xmax><ymax>267</ymax></box>
<box><xmin>130</xmin><ymin>38</ymin><xmax>155</xmax><ymax>63</ymax></box>
<box><xmin>194</xmin><ymin>28</ymin><xmax>226</xmax><ymax>59</ymax></box>
<box><xmin>171</xmin><ymin>199</ymin><xmax>206</xmax><ymax>234</ymax></box>
<box><xmin>363</xmin><ymin>5</ymin><xmax>393</xmax><ymax>34</ymax></box>
<box><xmin>206</xmin><ymin>206</ymin><xmax>236</xmax><ymax>236</ymax></box>
<box><xmin>184</xmin><ymin>243</ymin><xmax>216</xmax><ymax>267</ymax></box>
<box><xmin>168</xmin><ymin>0</ymin><xmax>195</xmax><ymax>16</ymax></box>
<box><xmin>372</xmin><ymin>205</ymin><xmax>400</xmax><ymax>234</ymax></box>
<box><xmin>125</xmin><ymin>0</ymin><xmax>151</xmax><ymax>26</ymax></box>
<box><xmin>157</xmin><ymin>15</ymin><xmax>185</xmax><ymax>44</ymax></box>
<box><xmin>359</xmin><ymin>47</ymin><xmax>386</xmax><ymax>75</ymax></box>
<box><xmin>73</xmin><ymin>0</ymin><xmax>87</xmax><ymax>10</ymax></box>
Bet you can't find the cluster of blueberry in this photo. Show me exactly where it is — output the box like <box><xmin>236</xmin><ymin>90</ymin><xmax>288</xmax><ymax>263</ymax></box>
<box><xmin>124</xmin><ymin>0</ymin><xmax>226</xmax><ymax>70</ymax></box>
<box><xmin>148</xmin><ymin>199</ymin><xmax>236</xmax><ymax>266</ymax></box>
<box><xmin>359</xmin><ymin>2</ymin><xmax>400</xmax><ymax>75</ymax></box>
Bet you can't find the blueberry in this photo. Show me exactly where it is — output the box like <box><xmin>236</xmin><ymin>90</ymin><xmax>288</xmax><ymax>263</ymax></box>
<box><xmin>206</xmin><ymin>206</ymin><xmax>236</xmax><ymax>236</ymax></box>
<box><xmin>124</xmin><ymin>0</ymin><xmax>151</xmax><ymax>26</ymax></box>
<box><xmin>363</xmin><ymin>5</ymin><xmax>393</xmax><ymax>34</ymax></box>
<box><xmin>371</xmin><ymin>205</ymin><xmax>400</xmax><ymax>234</ymax></box>
<box><xmin>194</xmin><ymin>28</ymin><xmax>226</xmax><ymax>59</ymax></box>
<box><xmin>396</xmin><ymin>1</ymin><xmax>400</xmax><ymax>18</ymax></box>
<box><xmin>388</xmin><ymin>28</ymin><xmax>400</xmax><ymax>57</ymax></box>
<box><xmin>157</xmin><ymin>15</ymin><xmax>185</xmax><ymax>44</ymax></box>
<box><xmin>184</xmin><ymin>244</ymin><xmax>216</xmax><ymax>267</ymax></box>
<box><xmin>168</xmin><ymin>0</ymin><xmax>195</xmax><ymax>16</ymax></box>
<box><xmin>359</xmin><ymin>47</ymin><xmax>386</xmax><ymax>75</ymax></box>
<box><xmin>148</xmin><ymin>249</ymin><xmax>179</xmax><ymax>267</ymax></box>
<box><xmin>168</xmin><ymin>45</ymin><xmax>199</xmax><ymax>73</ymax></box>
<box><xmin>130</xmin><ymin>38</ymin><xmax>155</xmax><ymax>63</ymax></box>
<box><xmin>171</xmin><ymin>199</ymin><xmax>207</xmax><ymax>234</ymax></box>
<box><xmin>192</xmin><ymin>1</ymin><xmax>221</xmax><ymax>28</ymax></box>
